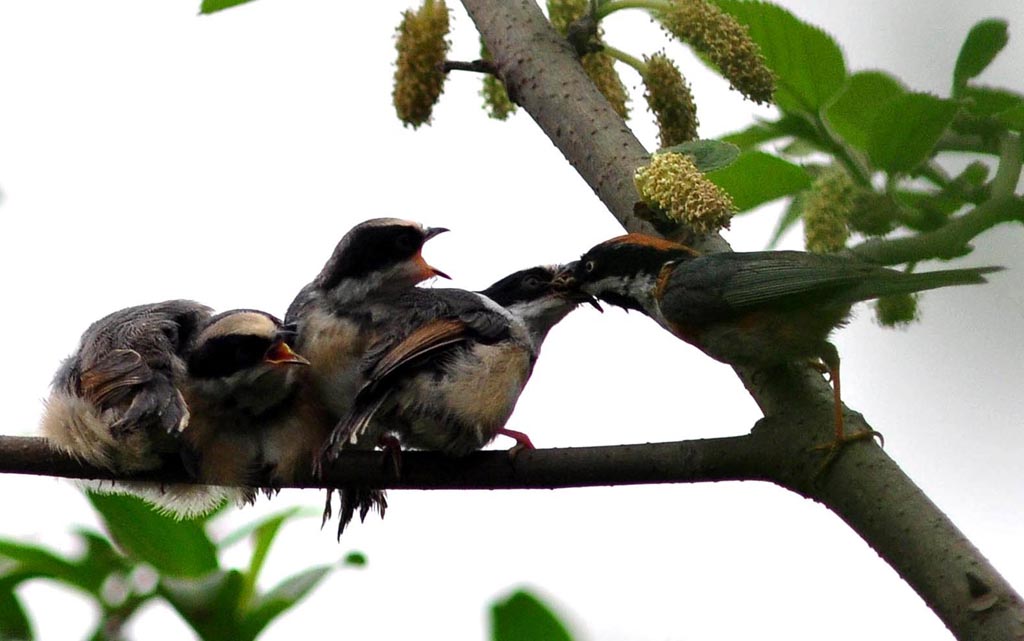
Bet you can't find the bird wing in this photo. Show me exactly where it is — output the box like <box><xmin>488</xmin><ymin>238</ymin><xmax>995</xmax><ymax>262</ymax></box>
<box><xmin>323</xmin><ymin>291</ymin><xmax>512</xmax><ymax>458</ymax></box>
<box><xmin>71</xmin><ymin>300</ymin><xmax>211</xmax><ymax>435</ymax></box>
<box><xmin>78</xmin><ymin>348</ymin><xmax>153</xmax><ymax>407</ymax></box>
<box><xmin>662</xmin><ymin>252</ymin><xmax>886</xmax><ymax>322</ymax></box>
<box><xmin>364</xmin><ymin>318</ymin><xmax>470</xmax><ymax>384</ymax></box>
<box><xmin>715</xmin><ymin>252</ymin><xmax>882</xmax><ymax>309</ymax></box>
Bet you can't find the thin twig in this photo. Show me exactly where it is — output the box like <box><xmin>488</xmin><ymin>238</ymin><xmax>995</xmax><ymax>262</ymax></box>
<box><xmin>440</xmin><ymin>59</ymin><xmax>498</xmax><ymax>75</ymax></box>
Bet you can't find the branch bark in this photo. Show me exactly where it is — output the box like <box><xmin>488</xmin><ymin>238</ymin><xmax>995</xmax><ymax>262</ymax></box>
<box><xmin>2</xmin><ymin>434</ymin><xmax>766</xmax><ymax>488</ymax></box>
<box><xmin>459</xmin><ymin>1</ymin><xmax>1024</xmax><ymax>639</ymax></box>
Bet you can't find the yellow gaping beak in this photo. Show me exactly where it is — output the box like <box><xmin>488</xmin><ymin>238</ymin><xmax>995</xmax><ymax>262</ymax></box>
<box><xmin>264</xmin><ymin>340</ymin><xmax>311</xmax><ymax>366</ymax></box>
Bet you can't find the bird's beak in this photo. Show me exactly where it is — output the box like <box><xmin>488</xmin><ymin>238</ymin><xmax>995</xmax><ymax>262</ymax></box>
<box><xmin>418</xmin><ymin>227</ymin><xmax>451</xmax><ymax>280</ymax></box>
<box><xmin>553</xmin><ymin>262</ymin><xmax>602</xmax><ymax>312</ymax></box>
<box><xmin>552</xmin><ymin>263</ymin><xmax>577</xmax><ymax>289</ymax></box>
<box><xmin>424</xmin><ymin>226</ymin><xmax>449</xmax><ymax>241</ymax></box>
<box><xmin>264</xmin><ymin>340</ymin><xmax>311</xmax><ymax>366</ymax></box>
<box><xmin>415</xmin><ymin>253</ymin><xmax>451</xmax><ymax>280</ymax></box>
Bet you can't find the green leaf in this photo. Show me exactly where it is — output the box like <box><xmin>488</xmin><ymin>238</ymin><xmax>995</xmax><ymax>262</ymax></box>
<box><xmin>0</xmin><ymin>540</ymin><xmax>100</xmax><ymax>593</ymax></box>
<box><xmin>343</xmin><ymin>552</ymin><xmax>367</xmax><ymax>568</ymax></box>
<box><xmin>218</xmin><ymin>506</ymin><xmax>317</xmax><ymax>550</ymax></box>
<box><xmin>706</xmin><ymin>151</ymin><xmax>811</xmax><ymax>212</ymax></box>
<box><xmin>161</xmin><ymin>570</ymin><xmax>244</xmax><ymax>640</ymax></box>
<box><xmin>715</xmin><ymin>1</ymin><xmax>847</xmax><ymax>113</ymax></box>
<box><xmin>0</xmin><ymin>575</ymin><xmax>33</xmax><ymax>640</ymax></box>
<box><xmin>997</xmin><ymin>104</ymin><xmax>1024</xmax><ymax>132</ymax></box>
<box><xmin>826</xmin><ymin>71</ymin><xmax>906</xmax><ymax>152</ymax></box>
<box><xmin>778</xmin><ymin>138</ymin><xmax>819</xmax><ymax>158</ymax></box>
<box><xmin>894</xmin><ymin>188</ymin><xmax>964</xmax><ymax>226</ymax></box>
<box><xmin>722</xmin><ymin>114</ymin><xmax>826</xmax><ymax>151</ymax></box>
<box><xmin>659</xmin><ymin>139</ymin><xmax>739</xmax><ymax>172</ymax></box>
<box><xmin>239</xmin><ymin>566</ymin><xmax>334</xmax><ymax>640</ymax></box>
<box><xmin>960</xmin><ymin>86</ymin><xmax>1024</xmax><ymax>117</ymax></box>
<box><xmin>199</xmin><ymin>0</ymin><xmax>258</xmax><ymax>14</ymax></box>
<box><xmin>767</xmin><ymin>189</ymin><xmax>808</xmax><ymax>248</ymax></box>
<box><xmin>491</xmin><ymin>589</ymin><xmax>573</xmax><ymax>641</ymax></box>
<box><xmin>73</xmin><ymin>529</ymin><xmax>131</xmax><ymax>589</ymax></box>
<box><xmin>88</xmin><ymin>492</ymin><xmax>218</xmax><ymax>578</ymax></box>
<box><xmin>720</xmin><ymin>121</ymin><xmax>784</xmax><ymax>149</ymax></box>
<box><xmin>239</xmin><ymin>508</ymin><xmax>299</xmax><ymax>609</ymax></box>
<box><xmin>867</xmin><ymin>93</ymin><xmax>959</xmax><ymax>173</ymax></box>
<box><xmin>953</xmin><ymin>19</ymin><xmax>1009</xmax><ymax>95</ymax></box>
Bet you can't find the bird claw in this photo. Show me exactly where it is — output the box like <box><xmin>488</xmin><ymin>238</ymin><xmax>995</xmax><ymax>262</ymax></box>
<box><xmin>811</xmin><ymin>428</ymin><xmax>884</xmax><ymax>481</ymax></box>
<box><xmin>378</xmin><ymin>435</ymin><xmax>403</xmax><ymax>478</ymax></box>
<box><xmin>498</xmin><ymin>428</ymin><xmax>535</xmax><ymax>460</ymax></box>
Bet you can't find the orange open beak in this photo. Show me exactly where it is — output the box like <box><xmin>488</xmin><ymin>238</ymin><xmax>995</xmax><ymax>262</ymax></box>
<box><xmin>414</xmin><ymin>253</ymin><xmax>450</xmax><ymax>281</ymax></box>
<box><xmin>263</xmin><ymin>340</ymin><xmax>311</xmax><ymax>366</ymax></box>
<box><xmin>417</xmin><ymin>226</ymin><xmax>451</xmax><ymax>280</ymax></box>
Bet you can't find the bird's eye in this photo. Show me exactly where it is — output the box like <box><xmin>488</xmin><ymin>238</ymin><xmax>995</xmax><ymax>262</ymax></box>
<box><xmin>584</xmin><ymin>260</ymin><xmax>596</xmax><ymax>274</ymax></box>
<box><xmin>523</xmin><ymin>276</ymin><xmax>543</xmax><ymax>290</ymax></box>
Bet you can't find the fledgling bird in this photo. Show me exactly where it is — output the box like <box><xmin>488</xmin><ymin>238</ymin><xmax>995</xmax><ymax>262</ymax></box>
<box><xmin>320</xmin><ymin>265</ymin><xmax>596</xmax><ymax>534</ymax></box>
<box><xmin>285</xmin><ymin>218</ymin><xmax>450</xmax><ymax>530</ymax></box>
<box><xmin>571</xmin><ymin>233</ymin><xmax>1001</xmax><ymax>453</ymax></box>
<box><xmin>285</xmin><ymin>217</ymin><xmax>450</xmax><ymax>420</ymax></box>
<box><xmin>177</xmin><ymin>309</ymin><xmax>325</xmax><ymax>505</ymax></box>
<box><xmin>41</xmin><ymin>302</ymin><xmax>317</xmax><ymax>517</ymax></box>
<box><xmin>42</xmin><ymin>300</ymin><xmax>210</xmax><ymax>475</ymax></box>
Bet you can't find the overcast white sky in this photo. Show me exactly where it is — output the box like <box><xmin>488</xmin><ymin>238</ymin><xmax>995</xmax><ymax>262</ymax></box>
<box><xmin>0</xmin><ymin>1</ymin><xmax>1021</xmax><ymax>639</ymax></box>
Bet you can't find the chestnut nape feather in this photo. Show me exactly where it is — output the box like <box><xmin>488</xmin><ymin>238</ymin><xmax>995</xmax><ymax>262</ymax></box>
<box><xmin>580</xmin><ymin>240</ymin><xmax>694</xmax><ymax>283</ymax></box>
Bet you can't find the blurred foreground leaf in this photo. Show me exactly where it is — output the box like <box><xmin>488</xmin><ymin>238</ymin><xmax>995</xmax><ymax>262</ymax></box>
<box><xmin>491</xmin><ymin>589</ymin><xmax>574</xmax><ymax>641</ymax></box>
<box><xmin>200</xmin><ymin>0</ymin><xmax>258</xmax><ymax>14</ymax></box>
<box><xmin>88</xmin><ymin>492</ymin><xmax>218</xmax><ymax>578</ymax></box>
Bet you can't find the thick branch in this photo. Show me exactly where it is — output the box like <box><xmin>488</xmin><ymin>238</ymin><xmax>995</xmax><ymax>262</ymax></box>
<box><xmin>461</xmin><ymin>1</ymin><xmax>1023</xmax><ymax>639</ymax></box>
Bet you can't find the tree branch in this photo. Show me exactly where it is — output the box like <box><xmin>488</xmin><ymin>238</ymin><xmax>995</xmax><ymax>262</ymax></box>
<box><xmin>5</xmin><ymin>416</ymin><xmax>1022</xmax><ymax>641</ymax></box>
<box><xmin>441</xmin><ymin>59</ymin><xmax>498</xmax><ymax>75</ymax></box>
<box><xmin>1</xmin><ymin>434</ymin><xmax>768</xmax><ymax>489</ymax></box>
<box><xmin>460</xmin><ymin>1</ymin><xmax>1023</xmax><ymax>639</ymax></box>
<box><xmin>850</xmin><ymin>194</ymin><xmax>1024</xmax><ymax>265</ymax></box>
<box><xmin>853</xmin><ymin>133</ymin><xmax>1024</xmax><ymax>266</ymax></box>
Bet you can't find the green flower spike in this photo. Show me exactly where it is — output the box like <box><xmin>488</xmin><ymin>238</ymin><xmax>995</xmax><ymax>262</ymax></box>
<box><xmin>393</xmin><ymin>0</ymin><xmax>451</xmax><ymax>128</ymax></box>
<box><xmin>635</xmin><ymin>152</ymin><xmax>735</xmax><ymax>235</ymax></box>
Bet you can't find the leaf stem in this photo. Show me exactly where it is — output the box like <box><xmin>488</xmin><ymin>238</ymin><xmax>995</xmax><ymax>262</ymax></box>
<box><xmin>601</xmin><ymin>43</ymin><xmax>647</xmax><ymax>75</ymax></box>
<box><xmin>812</xmin><ymin>115</ymin><xmax>874</xmax><ymax>187</ymax></box>
<box><xmin>595</xmin><ymin>0</ymin><xmax>670</xmax><ymax>20</ymax></box>
<box><xmin>991</xmin><ymin>131</ymin><xmax>1023</xmax><ymax>198</ymax></box>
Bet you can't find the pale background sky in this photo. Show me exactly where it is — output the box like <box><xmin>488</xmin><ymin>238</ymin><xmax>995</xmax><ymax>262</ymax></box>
<box><xmin>0</xmin><ymin>1</ymin><xmax>1021</xmax><ymax>639</ymax></box>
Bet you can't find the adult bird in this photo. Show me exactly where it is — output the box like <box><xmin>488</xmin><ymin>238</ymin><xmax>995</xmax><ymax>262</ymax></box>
<box><xmin>571</xmin><ymin>233</ymin><xmax>1000</xmax><ymax>456</ymax></box>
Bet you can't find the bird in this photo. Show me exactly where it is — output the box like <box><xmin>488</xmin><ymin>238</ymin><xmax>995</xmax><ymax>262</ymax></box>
<box><xmin>320</xmin><ymin>264</ymin><xmax>596</xmax><ymax>535</ymax></box>
<box><xmin>284</xmin><ymin>217</ymin><xmax>450</xmax><ymax>531</ymax></box>
<box><xmin>285</xmin><ymin>217</ymin><xmax>450</xmax><ymax>421</ymax></box>
<box><xmin>176</xmin><ymin>308</ymin><xmax>325</xmax><ymax>507</ymax></box>
<box><xmin>570</xmin><ymin>233</ymin><xmax>1001</xmax><ymax>457</ymax></box>
<box><xmin>42</xmin><ymin>300</ymin><xmax>211</xmax><ymax>476</ymax></box>
<box><xmin>41</xmin><ymin>301</ymin><xmax>318</xmax><ymax>517</ymax></box>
